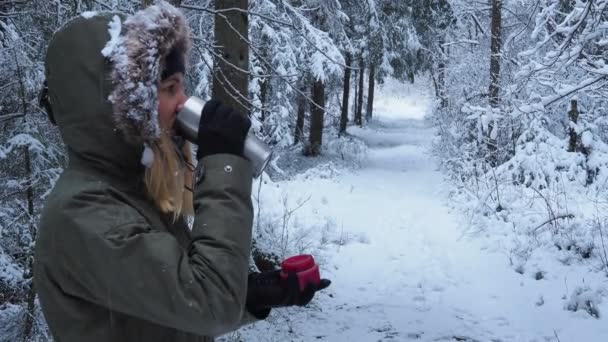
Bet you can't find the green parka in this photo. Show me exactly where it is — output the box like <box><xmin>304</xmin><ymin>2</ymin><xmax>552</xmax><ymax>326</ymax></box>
<box><xmin>34</xmin><ymin>4</ymin><xmax>260</xmax><ymax>342</ymax></box>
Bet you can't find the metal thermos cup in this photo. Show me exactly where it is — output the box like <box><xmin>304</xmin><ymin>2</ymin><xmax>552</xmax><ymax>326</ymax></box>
<box><xmin>176</xmin><ymin>96</ymin><xmax>272</xmax><ymax>178</ymax></box>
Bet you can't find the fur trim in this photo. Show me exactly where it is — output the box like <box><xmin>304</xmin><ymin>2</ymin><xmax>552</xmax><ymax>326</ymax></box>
<box><xmin>103</xmin><ymin>0</ymin><xmax>191</xmax><ymax>145</ymax></box>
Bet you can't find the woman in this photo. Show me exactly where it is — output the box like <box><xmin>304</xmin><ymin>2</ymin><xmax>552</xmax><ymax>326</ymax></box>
<box><xmin>34</xmin><ymin>2</ymin><xmax>329</xmax><ymax>341</ymax></box>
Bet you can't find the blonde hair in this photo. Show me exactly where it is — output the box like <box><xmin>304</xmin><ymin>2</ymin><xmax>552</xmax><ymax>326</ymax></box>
<box><xmin>144</xmin><ymin>133</ymin><xmax>194</xmax><ymax>222</ymax></box>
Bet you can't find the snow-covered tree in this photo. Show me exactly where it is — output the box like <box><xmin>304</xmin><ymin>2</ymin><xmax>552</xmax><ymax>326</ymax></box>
<box><xmin>429</xmin><ymin>0</ymin><xmax>608</xmax><ymax>273</ymax></box>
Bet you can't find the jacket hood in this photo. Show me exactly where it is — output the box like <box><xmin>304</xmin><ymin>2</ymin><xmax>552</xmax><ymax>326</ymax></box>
<box><xmin>45</xmin><ymin>1</ymin><xmax>190</xmax><ymax>178</ymax></box>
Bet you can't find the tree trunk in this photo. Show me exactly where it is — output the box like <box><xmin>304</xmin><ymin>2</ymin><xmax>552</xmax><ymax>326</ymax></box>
<box><xmin>21</xmin><ymin>269</ymin><xmax>36</xmax><ymax>340</ymax></box>
<box><xmin>294</xmin><ymin>87</ymin><xmax>306</xmax><ymax>145</ymax></box>
<box><xmin>352</xmin><ymin>68</ymin><xmax>358</xmax><ymax>120</ymax></box>
<box><xmin>355</xmin><ymin>59</ymin><xmax>365</xmax><ymax>127</ymax></box>
<box><xmin>339</xmin><ymin>52</ymin><xmax>352</xmax><ymax>136</ymax></box>
<box><xmin>487</xmin><ymin>0</ymin><xmax>502</xmax><ymax>165</ymax></box>
<box><xmin>22</xmin><ymin>159</ymin><xmax>36</xmax><ymax>341</ymax></box>
<box><xmin>212</xmin><ymin>0</ymin><xmax>249</xmax><ymax>115</ymax></box>
<box><xmin>438</xmin><ymin>41</ymin><xmax>447</xmax><ymax>108</ymax></box>
<box><xmin>489</xmin><ymin>0</ymin><xmax>502</xmax><ymax>108</ymax></box>
<box><xmin>260</xmin><ymin>78</ymin><xmax>268</xmax><ymax>124</ymax></box>
<box><xmin>308</xmin><ymin>79</ymin><xmax>325</xmax><ymax>156</ymax></box>
<box><xmin>568</xmin><ymin>99</ymin><xmax>579</xmax><ymax>152</ymax></box>
<box><xmin>365</xmin><ymin>62</ymin><xmax>376</xmax><ymax>122</ymax></box>
<box><xmin>14</xmin><ymin>45</ymin><xmax>36</xmax><ymax>342</ymax></box>
<box><xmin>430</xmin><ymin>68</ymin><xmax>440</xmax><ymax>100</ymax></box>
<box><xmin>259</xmin><ymin>34</ymin><xmax>269</xmax><ymax>126</ymax></box>
<box><xmin>212</xmin><ymin>0</ymin><xmax>281</xmax><ymax>277</ymax></box>
<box><xmin>21</xmin><ymin>146</ymin><xmax>37</xmax><ymax>342</ymax></box>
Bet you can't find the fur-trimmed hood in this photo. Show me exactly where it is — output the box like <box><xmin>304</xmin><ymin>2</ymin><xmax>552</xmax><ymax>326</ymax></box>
<box><xmin>44</xmin><ymin>1</ymin><xmax>190</xmax><ymax>180</ymax></box>
<box><xmin>103</xmin><ymin>1</ymin><xmax>191</xmax><ymax>146</ymax></box>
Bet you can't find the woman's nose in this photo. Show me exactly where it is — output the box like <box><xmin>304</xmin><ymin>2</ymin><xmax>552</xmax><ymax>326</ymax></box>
<box><xmin>176</xmin><ymin>91</ymin><xmax>188</xmax><ymax>113</ymax></box>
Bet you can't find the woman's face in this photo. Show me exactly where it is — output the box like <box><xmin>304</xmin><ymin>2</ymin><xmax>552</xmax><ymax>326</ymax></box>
<box><xmin>158</xmin><ymin>73</ymin><xmax>187</xmax><ymax>134</ymax></box>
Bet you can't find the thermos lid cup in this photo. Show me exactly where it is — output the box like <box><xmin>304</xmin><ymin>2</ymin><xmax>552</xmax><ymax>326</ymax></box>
<box><xmin>280</xmin><ymin>254</ymin><xmax>321</xmax><ymax>291</ymax></box>
<box><xmin>281</xmin><ymin>254</ymin><xmax>315</xmax><ymax>272</ymax></box>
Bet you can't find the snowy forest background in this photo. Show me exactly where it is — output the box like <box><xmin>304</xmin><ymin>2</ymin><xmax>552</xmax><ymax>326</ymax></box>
<box><xmin>2</xmin><ymin>0</ymin><xmax>608</xmax><ymax>341</ymax></box>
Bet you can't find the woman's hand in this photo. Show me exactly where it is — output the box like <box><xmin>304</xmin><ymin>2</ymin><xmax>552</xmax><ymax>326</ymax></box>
<box><xmin>245</xmin><ymin>270</ymin><xmax>331</xmax><ymax>316</ymax></box>
<box><xmin>196</xmin><ymin>100</ymin><xmax>251</xmax><ymax>160</ymax></box>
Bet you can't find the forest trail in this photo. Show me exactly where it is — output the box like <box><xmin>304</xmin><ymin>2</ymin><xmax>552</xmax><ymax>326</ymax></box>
<box><xmin>229</xmin><ymin>82</ymin><xmax>607</xmax><ymax>342</ymax></box>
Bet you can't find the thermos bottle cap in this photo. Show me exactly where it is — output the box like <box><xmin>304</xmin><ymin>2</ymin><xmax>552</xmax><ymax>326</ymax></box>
<box><xmin>281</xmin><ymin>254</ymin><xmax>315</xmax><ymax>273</ymax></box>
<box><xmin>280</xmin><ymin>254</ymin><xmax>320</xmax><ymax>291</ymax></box>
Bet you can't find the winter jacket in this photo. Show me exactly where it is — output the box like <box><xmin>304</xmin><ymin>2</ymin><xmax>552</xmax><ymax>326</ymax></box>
<box><xmin>34</xmin><ymin>4</ymin><xmax>260</xmax><ymax>342</ymax></box>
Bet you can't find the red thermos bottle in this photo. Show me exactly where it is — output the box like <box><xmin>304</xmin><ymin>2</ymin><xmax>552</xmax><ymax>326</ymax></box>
<box><xmin>279</xmin><ymin>254</ymin><xmax>321</xmax><ymax>291</ymax></box>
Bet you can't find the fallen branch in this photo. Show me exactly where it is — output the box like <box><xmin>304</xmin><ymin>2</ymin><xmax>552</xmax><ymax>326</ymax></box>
<box><xmin>533</xmin><ymin>214</ymin><xmax>575</xmax><ymax>232</ymax></box>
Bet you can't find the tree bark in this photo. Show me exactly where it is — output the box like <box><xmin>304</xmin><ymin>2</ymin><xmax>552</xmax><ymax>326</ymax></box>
<box><xmin>22</xmin><ymin>275</ymin><xmax>36</xmax><ymax>342</ymax></box>
<box><xmin>212</xmin><ymin>0</ymin><xmax>249</xmax><ymax>115</ymax></box>
<box><xmin>430</xmin><ymin>68</ymin><xmax>440</xmax><ymax>100</ymax></box>
<box><xmin>294</xmin><ymin>87</ymin><xmax>306</xmax><ymax>145</ymax></box>
<box><xmin>308</xmin><ymin>79</ymin><xmax>325</xmax><ymax>156</ymax></box>
<box><xmin>339</xmin><ymin>52</ymin><xmax>352</xmax><ymax>136</ymax></box>
<box><xmin>489</xmin><ymin>0</ymin><xmax>502</xmax><ymax>108</ymax></box>
<box><xmin>14</xmin><ymin>44</ymin><xmax>36</xmax><ymax>342</ymax></box>
<box><xmin>259</xmin><ymin>78</ymin><xmax>268</xmax><ymax>124</ymax></box>
<box><xmin>568</xmin><ymin>99</ymin><xmax>579</xmax><ymax>152</ymax></box>
<box><xmin>487</xmin><ymin>0</ymin><xmax>502</xmax><ymax>165</ymax></box>
<box><xmin>21</xmin><ymin>146</ymin><xmax>37</xmax><ymax>342</ymax></box>
<box><xmin>437</xmin><ymin>41</ymin><xmax>447</xmax><ymax>108</ymax></box>
<box><xmin>259</xmin><ymin>35</ymin><xmax>270</xmax><ymax>125</ymax></box>
<box><xmin>355</xmin><ymin>59</ymin><xmax>365</xmax><ymax>127</ymax></box>
<box><xmin>365</xmin><ymin>62</ymin><xmax>376</xmax><ymax>122</ymax></box>
<box><xmin>352</xmin><ymin>68</ymin><xmax>358</xmax><ymax>120</ymax></box>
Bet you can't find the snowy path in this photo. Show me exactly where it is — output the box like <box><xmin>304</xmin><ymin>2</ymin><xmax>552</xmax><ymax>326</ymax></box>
<box><xmin>231</xmin><ymin>83</ymin><xmax>608</xmax><ymax>342</ymax></box>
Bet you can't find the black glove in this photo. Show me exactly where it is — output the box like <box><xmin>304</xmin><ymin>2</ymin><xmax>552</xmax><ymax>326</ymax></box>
<box><xmin>245</xmin><ymin>270</ymin><xmax>331</xmax><ymax>318</ymax></box>
<box><xmin>196</xmin><ymin>100</ymin><xmax>251</xmax><ymax>160</ymax></box>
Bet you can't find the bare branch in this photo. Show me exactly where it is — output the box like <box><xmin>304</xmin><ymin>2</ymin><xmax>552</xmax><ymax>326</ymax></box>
<box><xmin>0</xmin><ymin>113</ymin><xmax>24</xmax><ymax>122</ymax></box>
<box><xmin>182</xmin><ymin>3</ymin><xmax>358</xmax><ymax>70</ymax></box>
<box><xmin>533</xmin><ymin>214</ymin><xmax>575</xmax><ymax>232</ymax></box>
<box><xmin>193</xmin><ymin>21</ymin><xmax>329</xmax><ymax>113</ymax></box>
<box><xmin>193</xmin><ymin>45</ymin><xmax>260</xmax><ymax>114</ymax></box>
<box><xmin>543</xmin><ymin>75</ymin><xmax>607</xmax><ymax>108</ymax></box>
<box><xmin>0</xmin><ymin>10</ymin><xmax>30</xmax><ymax>16</ymax></box>
<box><xmin>442</xmin><ymin>39</ymin><xmax>479</xmax><ymax>47</ymax></box>
<box><xmin>191</xmin><ymin>37</ymin><xmax>299</xmax><ymax>78</ymax></box>
<box><xmin>0</xmin><ymin>1</ymin><xmax>27</xmax><ymax>5</ymax></box>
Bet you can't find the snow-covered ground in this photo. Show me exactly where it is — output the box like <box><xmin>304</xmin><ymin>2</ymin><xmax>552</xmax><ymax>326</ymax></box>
<box><xmin>225</xmin><ymin>80</ymin><xmax>608</xmax><ymax>342</ymax></box>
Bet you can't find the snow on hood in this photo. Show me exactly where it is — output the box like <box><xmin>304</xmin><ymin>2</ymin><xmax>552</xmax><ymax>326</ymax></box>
<box><xmin>102</xmin><ymin>0</ymin><xmax>191</xmax><ymax>146</ymax></box>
